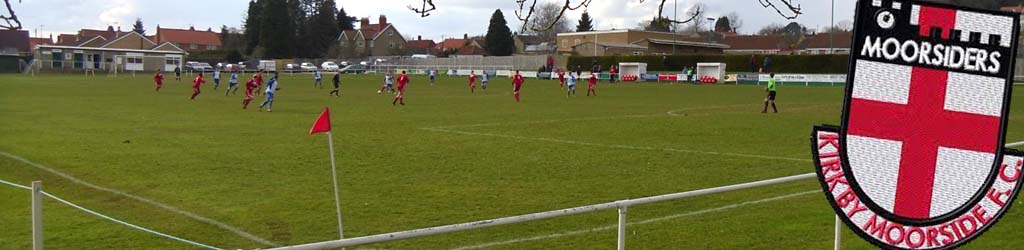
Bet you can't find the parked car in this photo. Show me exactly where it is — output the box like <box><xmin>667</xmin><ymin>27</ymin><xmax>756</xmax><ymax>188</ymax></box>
<box><xmin>359</xmin><ymin>61</ymin><xmax>369</xmax><ymax>66</ymax></box>
<box><xmin>236</xmin><ymin>62</ymin><xmax>247</xmax><ymax>71</ymax></box>
<box><xmin>340</xmin><ymin>61</ymin><xmax>349</xmax><ymax>66</ymax></box>
<box><xmin>321</xmin><ymin>61</ymin><xmax>340</xmax><ymax>71</ymax></box>
<box><xmin>300</xmin><ymin>62</ymin><xmax>318</xmax><ymax>71</ymax></box>
<box><xmin>285</xmin><ymin>63</ymin><xmax>299</xmax><ymax>71</ymax></box>
<box><xmin>340</xmin><ymin>64</ymin><xmax>367</xmax><ymax>74</ymax></box>
<box><xmin>184</xmin><ymin>61</ymin><xmax>213</xmax><ymax>72</ymax></box>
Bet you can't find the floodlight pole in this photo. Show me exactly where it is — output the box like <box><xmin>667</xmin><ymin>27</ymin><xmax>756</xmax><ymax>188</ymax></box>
<box><xmin>830</xmin><ymin>0</ymin><xmax>835</xmax><ymax>54</ymax></box>
<box><xmin>327</xmin><ymin>131</ymin><xmax>345</xmax><ymax>240</ymax></box>
<box><xmin>673</xmin><ymin>0</ymin><xmax>678</xmax><ymax>55</ymax></box>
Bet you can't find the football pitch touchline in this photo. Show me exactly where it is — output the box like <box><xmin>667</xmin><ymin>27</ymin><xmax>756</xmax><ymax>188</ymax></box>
<box><xmin>450</xmin><ymin>190</ymin><xmax>820</xmax><ymax>250</ymax></box>
<box><xmin>421</xmin><ymin>128</ymin><xmax>811</xmax><ymax>163</ymax></box>
<box><xmin>0</xmin><ymin>151</ymin><xmax>278</xmax><ymax>247</ymax></box>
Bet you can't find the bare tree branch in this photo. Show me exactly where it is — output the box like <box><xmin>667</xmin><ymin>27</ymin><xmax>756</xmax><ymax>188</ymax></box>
<box><xmin>758</xmin><ymin>0</ymin><xmax>802</xmax><ymax>20</ymax></box>
<box><xmin>408</xmin><ymin>0</ymin><xmax>436</xmax><ymax>17</ymax></box>
<box><xmin>1</xmin><ymin>0</ymin><xmax>23</xmax><ymax>30</ymax></box>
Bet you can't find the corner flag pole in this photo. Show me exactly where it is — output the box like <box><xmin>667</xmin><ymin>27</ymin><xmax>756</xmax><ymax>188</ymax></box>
<box><xmin>310</xmin><ymin>107</ymin><xmax>344</xmax><ymax>240</ymax></box>
<box><xmin>327</xmin><ymin>131</ymin><xmax>344</xmax><ymax>240</ymax></box>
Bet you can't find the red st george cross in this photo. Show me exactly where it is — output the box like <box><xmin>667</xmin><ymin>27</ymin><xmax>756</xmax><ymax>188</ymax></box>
<box><xmin>849</xmin><ymin>67</ymin><xmax>1000</xmax><ymax>219</ymax></box>
<box><xmin>848</xmin><ymin>6</ymin><xmax>1002</xmax><ymax>220</ymax></box>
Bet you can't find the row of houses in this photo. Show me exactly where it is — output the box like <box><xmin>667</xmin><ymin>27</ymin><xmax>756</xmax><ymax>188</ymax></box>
<box><xmin>334</xmin><ymin>15</ymin><xmax>551</xmax><ymax>57</ymax></box>
<box><xmin>554</xmin><ymin>29</ymin><xmax>852</xmax><ymax>56</ymax></box>
<box><xmin>14</xmin><ymin>25</ymin><xmax>223</xmax><ymax>72</ymax></box>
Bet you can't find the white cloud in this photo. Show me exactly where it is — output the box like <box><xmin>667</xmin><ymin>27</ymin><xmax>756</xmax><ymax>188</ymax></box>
<box><xmin>97</xmin><ymin>0</ymin><xmax>138</xmax><ymax>28</ymax></box>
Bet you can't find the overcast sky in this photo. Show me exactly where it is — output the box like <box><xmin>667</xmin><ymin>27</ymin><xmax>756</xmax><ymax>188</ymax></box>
<box><xmin>18</xmin><ymin>0</ymin><xmax>856</xmax><ymax>41</ymax></box>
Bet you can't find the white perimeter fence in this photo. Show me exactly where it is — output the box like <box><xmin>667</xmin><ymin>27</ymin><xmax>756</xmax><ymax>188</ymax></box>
<box><xmin>4</xmin><ymin>144</ymin><xmax>1022</xmax><ymax>250</ymax></box>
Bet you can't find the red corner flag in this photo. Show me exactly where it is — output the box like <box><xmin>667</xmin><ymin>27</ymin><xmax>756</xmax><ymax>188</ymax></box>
<box><xmin>309</xmin><ymin>107</ymin><xmax>331</xmax><ymax>134</ymax></box>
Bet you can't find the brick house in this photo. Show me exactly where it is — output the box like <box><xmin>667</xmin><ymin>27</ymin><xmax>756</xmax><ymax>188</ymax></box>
<box><xmin>406</xmin><ymin>36</ymin><xmax>437</xmax><ymax>55</ymax></box>
<box><xmin>336</xmin><ymin>15</ymin><xmax>408</xmax><ymax>57</ymax></box>
<box><xmin>152</xmin><ymin>26</ymin><xmax>222</xmax><ymax>52</ymax></box>
<box><xmin>437</xmin><ymin>34</ymin><xmax>486</xmax><ymax>56</ymax></box>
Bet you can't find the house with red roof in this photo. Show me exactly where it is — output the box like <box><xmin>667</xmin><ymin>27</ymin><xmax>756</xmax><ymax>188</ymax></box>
<box><xmin>406</xmin><ymin>36</ymin><xmax>437</xmax><ymax>55</ymax></box>
<box><xmin>437</xmin><ymin>34</ymin><xmax>486</xmax><ymax>56</ymax></box>
<box><xmin>34</xmin><ymin>30</ymin><xmax>186</xmax><ymax>72</ymax></box>
<box><xmin>336</xmin><ymin>15</ymin><xmax>408</xmax><ymax>58</ymax></box>
<box><xmin>153</xmin><ymin>26</ymin><xmax>222</xmax><ymax>52</ymax></box>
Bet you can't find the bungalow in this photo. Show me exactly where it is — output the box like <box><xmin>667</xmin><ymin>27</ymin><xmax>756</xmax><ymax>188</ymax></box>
<box><xmin>152</xmin><ymin>26</ymin><xmax>222</xmax><ymax>52</ymax></box>
<box><xmin>34</xmin><ymin>31</ymin><xmax>187</xmax><ymax>72</ymax></box>
<box><xmin>336</xmin><ymin>15</ymin><xmax>408</xmax><ymax>57</ymax></box>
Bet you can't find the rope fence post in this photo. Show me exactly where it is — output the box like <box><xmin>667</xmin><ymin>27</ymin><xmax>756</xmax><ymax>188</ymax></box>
<box><xmin>32</xmin><ymin>181</ymin><xmax>43</xmax><ymax>250</ymax></box>
<box><xmin>834</xmin><ymin>215</ymin><xmax>841</xmax><ymax>250</ymax></box>
<box><xmin>617</xmin><ymin>205</ymin><xmax>627</xmax><ymax>250</ymax></box>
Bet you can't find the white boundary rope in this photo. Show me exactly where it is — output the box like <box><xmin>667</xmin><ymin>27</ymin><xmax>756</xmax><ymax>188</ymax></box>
<box><xmin>0</xmin><ymin>178</ymin><xmax>31</xmax><ymax>190</ymax></box>
<box><xmin>39</xmin><ymin>190</ymin><xmax>224</xmax><ymax>250</ymax></box>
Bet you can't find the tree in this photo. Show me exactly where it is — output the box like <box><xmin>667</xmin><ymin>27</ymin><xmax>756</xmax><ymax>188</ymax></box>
<box><xmin>336</xmin><ymin>7</ymin><xmax>355</xmax><ymax>31</ymax></box>
<box><xmin>244</xmin><ymin>0</ymin><xmax>263</xmax><ymax>54</ymax></box>
<box><xmin>309</xmin><ymin>0</ymin><xmax>341</xmax><ymax>57</ymax></box>
<box><xmin>485</xmin><ymin>9</ymin><xmax>515</xmax><ymax>56</ymax></box>
<box><xmin>726</xmin><ymin>12</ymin><xmax>743</xmax><ymax>33</ymax></box>
<box><xmin>524</xmin><ymin>2</ymin><xmax>571</xmax><ymax>43</ymax></box>
<box><xmin>132</xmin><ymin>18</ymin><xmax>145</xmax><ymax>35</ymax></box>
<box><xmin>714</xmin><ymin>16</ymin><xmax>731</xmax><ymax>33</ymax></box>
<box><xmin>259</xmin><ymin>0</ymin><xmax>295</xmax><ymax>58</ymax></box>
<box><xmin>1</xmin><ymin>0</ymin><xmax>22</xmax><ymax>30</ymax></box>
<box><xmin>757</xmin><ymin>23</ymin><xmax>784</xmax><ymax>35</ymax></box>
<box><xmin>576</xmin><ymin>11</ymin><xmax>593</xmax><ymax>32</ymax></box>
<box><xmin>644</xmin><ymin>17</ymin><xmax>672</xmax><ymax>32</ymax></box>
<box><xmin>684</xmin><ymin>3</ymin><xmax>706</xmax><ymax>34</ymax></box>
<box><xmin>225</xmin><ymin>49</ymin><xmax>244</xmax><ymax>63</ymax></box>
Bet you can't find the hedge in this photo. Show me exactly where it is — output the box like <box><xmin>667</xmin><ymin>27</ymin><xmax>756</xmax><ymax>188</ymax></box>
<box><xmin>567</xmin><ymin>54</ymin><xmax>850</xmax><ymax>74</ymax></box>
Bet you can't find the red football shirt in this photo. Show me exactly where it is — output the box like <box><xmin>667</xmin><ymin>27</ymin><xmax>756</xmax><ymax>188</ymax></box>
<box><xmin>513</xmin><ymin>75</ymin><xmax>524</xmax><ymax>87</ymax></box>
<box><xmin>154</xmin><ymin>73</ymin><xmax>163</xmax><ymax>84</ymax></box>
<box><xmin>589</xmin><ymin>74</ymin><xmax>597</xmax><ymax>85</ymax></box>
<box><xmin>469</xmin><ymin>74</ymin><xmax>476</xmax><ymax>84</ymax></box>
<box><xmin>397</xmin><ymin>74</ymin><xmax>409</xmax><ymax>89</ymax></box>
<box><xmin>193</xmin><ymin>76</ymin><xmax>205</xmax><ymax>88</ymax></box>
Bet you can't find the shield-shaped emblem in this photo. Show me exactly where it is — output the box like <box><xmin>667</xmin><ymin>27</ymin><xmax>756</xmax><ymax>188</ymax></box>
<box><xmin>812</xmin><ymin>0</ymin><xmax>1024</xmax><ymax>249</ymax></box>
<box><xmin>842</xmin><ymin>0</ymin><xmax>1016</xmax><ymax>225</ymax></box>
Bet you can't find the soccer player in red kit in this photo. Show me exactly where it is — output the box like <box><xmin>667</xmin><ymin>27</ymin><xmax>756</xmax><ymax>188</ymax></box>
<box><xmin>242</xmin><ymin>75</ymin><xmax>258</xmax><ymax>109</ymax></box>
<box><xmin>154</xmin><ymin>70</ymin><xmax>165</xmax><ymax>92</ymax></box>
<box><xmin>254</xmin><ymin>70</ymin><xmax>265</xmax><ymax>96</ymax></box>
<box><xmin>557</xmin><ymin>68</ymin><xmax>565</xmax><ymax>89</ymax></box>
<box><xmin>392</xmin><ymin>70</ymin><xmax>409</xmax><ymax>106</ymax></box>
<box><xmin>468</xmin><ymin>71</ymin><xmax>477</xmax><ymax>93</ymax></box>
<box><xmin>587</xmin><ymin>72</ymin><xmax>597</xmax><ymax>96</ymax></box>
<box><xmin>512</xmin><ymin>71</ymin><xmax>524</xmax><ymax>102</ymax></box>
<box><xmin>190</xmin><ymin>73</ymin><xmax>206</xmax><ymax>100</ymax></box>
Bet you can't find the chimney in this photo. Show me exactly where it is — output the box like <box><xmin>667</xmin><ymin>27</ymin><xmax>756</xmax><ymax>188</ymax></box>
<box><xmin>189</xmin><ymin>26</ymin><xmax>195</xmax><ymax>31</ymax></box>
<box><xmin>463</xmin><ymin>33</ymin><xmax>468</xmax><ymax>39</ymax></box>
<box><xmin>418</xmin><ymin>35</ymin><xmax>422</xmax><ymax>41</ymax></box>
<box><xmin>107</xmin><ymin>26</ymin><xmax>114</xmax><ymax>32</ymax></box>
<box><xmin>379</xmin><ymin>15</ymin><xmax>387</xmax><ymax>25</ymax></box>
<box><xmin>360</xmin><ymin>18</ymin><xmax>370</xmax><ymax>28</ymax></box>
<box><xmin>207</xmin><ymin>27</ymin><xmax>213</xmax><ymax>32</ymax></box>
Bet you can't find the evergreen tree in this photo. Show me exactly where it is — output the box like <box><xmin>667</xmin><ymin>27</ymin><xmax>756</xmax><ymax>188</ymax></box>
<box><xmin>310</xmin><ymin>0</ymin><xmax>340</xmax><ymax>57</ymax></box>
<box><xmin>485</xmin><ymin>9</ymin><xmax>514</xmax><ymax>56</ymax></box>
<box><xmin>336</xmin><ymin>8</ymin><xmax>355</xmax><ymax>31</ymax></box>
<box><xmin>576</xmin><ymin>12</ymin><xmax>594</xmax><ymax>32</ymax></box>
<box><xmin>714</xmin><ymin>16</ymin><xmax>732</xmax><ymax>33</ymax></box>
<box><xmin>288</xmin><ymin>0</ymin><xmax>307</xmax><ymax>57</ymax></box>
<box><xmin>243</xmin><ymin>0</ymin><xmax>262</xmax><ymax>54</ymax></box>
<box><xmin>644</xmin><ymin>17</ymin><xmax>672</xmax><ymax>32</ymax></box>
<box><xmin>260</xmin><ymin>0</ymin><xmax>294</xmax><ymax>58</ymax></box>
<box><xmin>132</xmin><ymin>18</ymin><xmax>145</xmax><ymax>35</ymax></box>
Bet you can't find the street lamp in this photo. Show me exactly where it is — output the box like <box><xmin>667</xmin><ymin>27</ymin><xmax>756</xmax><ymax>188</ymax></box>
<box><xmin>707</xmin><ymin>17</ymin><xmax>716</xmax><ymax>33</ymax></box>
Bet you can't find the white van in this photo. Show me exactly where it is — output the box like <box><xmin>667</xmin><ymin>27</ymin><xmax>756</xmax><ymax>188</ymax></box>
<box><xmin>258</xmin><ymin>60</ymin><xmax>276</xmax><ymax>71</ymax></box>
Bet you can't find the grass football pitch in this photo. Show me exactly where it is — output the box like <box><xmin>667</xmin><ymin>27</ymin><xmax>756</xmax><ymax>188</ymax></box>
<box><xmin>1</xmin><ymin>72</ymin><xmax>1022</xmax><ymax>250</ymax></box>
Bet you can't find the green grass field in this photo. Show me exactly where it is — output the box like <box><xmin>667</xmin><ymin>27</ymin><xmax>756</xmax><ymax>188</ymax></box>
<box><xmin>0</xmin><ymin>72</ymin><xmax>1022</xmax><ymax>250</ymax></box>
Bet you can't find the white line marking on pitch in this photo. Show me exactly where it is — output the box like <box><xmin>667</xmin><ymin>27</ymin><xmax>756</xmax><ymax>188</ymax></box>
<box><xmin>421</xmin><ymin>128</ymin><xmax>811</xmax><ymax>163</ymax></box>
<box><xmin>0</xmin><ymin>151</ymin><xmax>278</xmax><ymax>247</ymax></box>
<box><xmin>429</xmin><ymin>103</ymin><xmax>765</xmax><ymax>130</ymax></box>
<box><xmin>450</xmin><ymin>190</ymin><xmax>819</xmax><ymax>250</ymax></box>
<box><xmin>1009</xmin><ymin>141</ymin><xmax>1024</xmax><ymax>147</ymax></box>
